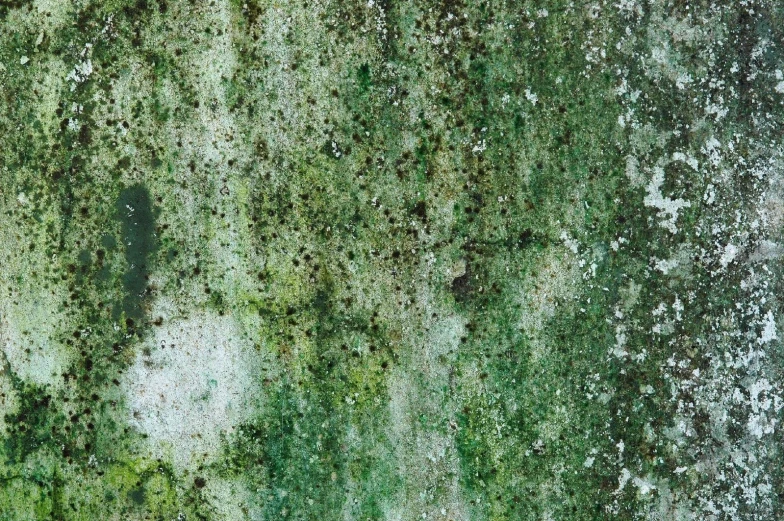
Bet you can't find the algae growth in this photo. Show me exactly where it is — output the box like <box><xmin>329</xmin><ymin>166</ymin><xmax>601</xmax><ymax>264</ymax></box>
<box><xmin>2</xmin><ymin>0</ymin><xmax>784</xmax><ymax>519</ymax></box>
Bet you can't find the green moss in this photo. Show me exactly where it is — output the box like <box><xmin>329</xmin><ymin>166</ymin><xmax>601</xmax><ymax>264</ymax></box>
<box><xmin>3</xmin><ymin>384</ymin><xmax>58</xmax><ymax>465</ymax></box>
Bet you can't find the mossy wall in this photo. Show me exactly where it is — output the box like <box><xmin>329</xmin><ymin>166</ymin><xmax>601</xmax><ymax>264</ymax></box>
<box><xmin>1</xmin><ymin>0</ymin><xmax>784</xmax><ymax>519</ymax></box>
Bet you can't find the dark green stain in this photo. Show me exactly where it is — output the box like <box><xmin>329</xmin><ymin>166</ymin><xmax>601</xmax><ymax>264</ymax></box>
<box><xmin>357</xmin><ymin>63</ymin><xmax>372</xmax><ymax>92</ymax></box>
<box><xmin>128</xmin><ymin>486</ymin><xmax>145</xmax><ymax>506</ymax></box>
<box><xmin>114</xmin><ymin>184</ymin><xmax>158</xmax><ymax>324</ymax></box>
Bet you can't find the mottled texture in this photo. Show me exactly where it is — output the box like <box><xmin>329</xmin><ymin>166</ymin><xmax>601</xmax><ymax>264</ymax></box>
<box><xmin>1</xmin><ymin>0</ymin><xmax>784</xmax><ymax>519</ymax></box>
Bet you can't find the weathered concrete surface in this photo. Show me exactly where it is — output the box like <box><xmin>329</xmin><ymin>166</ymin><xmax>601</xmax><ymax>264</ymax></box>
<box><xmin>1</xmin><ymin>0</ymin><xmax>784</xmax><ymax>519</ymax></box>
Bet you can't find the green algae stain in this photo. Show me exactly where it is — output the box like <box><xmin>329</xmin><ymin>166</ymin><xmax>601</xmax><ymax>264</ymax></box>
<box><xmin>357</xmin><ymin>63</ymin><xmax>372</xmax><ymax>92</ymax></box>
<box><xmin>2</xmin><ymin>384</ymin><xmax>57</xmax><ymax>465</ymax></box>
<box><xmin>114</xmin><ymin>185</ymin><xmax>158</xmax><ymax>324</ymax></box>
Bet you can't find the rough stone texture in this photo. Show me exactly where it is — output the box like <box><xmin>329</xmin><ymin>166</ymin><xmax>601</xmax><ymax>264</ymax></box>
<box><xmin>1</xmin><ymin>0</ymin><xmax>783</xmax><ymax>519</ymax></box>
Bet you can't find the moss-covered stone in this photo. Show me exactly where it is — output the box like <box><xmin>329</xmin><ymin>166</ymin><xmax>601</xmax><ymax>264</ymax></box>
<box><xmin>2</xmin><ymin>0</ymin><xmax>784</xmax><ymax>519</ymax></box>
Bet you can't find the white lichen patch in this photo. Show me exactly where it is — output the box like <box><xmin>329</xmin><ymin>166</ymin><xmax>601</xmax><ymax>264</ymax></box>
<box><xmin>718</xmin><ymin>243</ymin><xmax>738</xmax><ymax>269</ymax></box>
<box><xmin>643</xmin><ymin>167</ymin><xmax>691</xmax><ymax>233</ymax></box>
<box><xmin>671</xmin><ymin>151</ymin><xmax>699</xmax><ymax>172</ymax></box>
<box><xmin>123</xmin><ymin>310</ymin><xmax>263</xmax><ymax>470</ymax></box>
<box><xmin>65</xmin><ymin>44</ymin><xmax>93</xmax><ymax>90</ymax></box>
<box><xmin>758</xmin><ymin>311</ymin><xmax>777</xmax><ymax>345</ymax></box>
